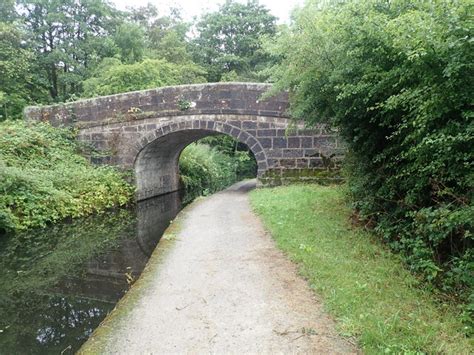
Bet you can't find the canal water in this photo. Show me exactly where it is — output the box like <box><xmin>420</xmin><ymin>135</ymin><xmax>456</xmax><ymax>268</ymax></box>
<box><xmin>0</xmin><ymin>191</ymin><xmax>185</xmax><ymax>354</ymax></box>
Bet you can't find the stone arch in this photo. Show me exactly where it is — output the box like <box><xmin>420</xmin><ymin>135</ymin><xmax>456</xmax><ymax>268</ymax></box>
<box><xmin>133</xmin><ymin>117</ymin><xmax>268</xmax><ymax>200</ymax></box>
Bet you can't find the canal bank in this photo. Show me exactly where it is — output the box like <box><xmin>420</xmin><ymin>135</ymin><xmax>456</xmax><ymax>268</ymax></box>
<box><xmin>0</xmin><ymin>190</ymin><xmax>185</xmax><ymax>354</ymax></box>
<box><xmin>79</xmin><ymin>179</ymin><xmax>356</xmax><ymax>354</ymax></box>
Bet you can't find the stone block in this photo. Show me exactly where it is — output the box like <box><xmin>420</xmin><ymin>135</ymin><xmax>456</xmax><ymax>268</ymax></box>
<box><xmin>283</xmin><ymin>149</ymin><xmax>304</xmax><ymax>158</ymax></box>
<box><xmin>287</xmin><ymin>137</ymin><xmax>300</xmax><ymax>148</ymax></box>
<box><xmin>257</xmin><ymin>129</ymin><xmax>277</xmax><ymax>137</ymax></box>
<box><xmin>272</xmin><ymin>137</ymin><xmax>287</xmax><ymax>149</ymax></box>
<box><xmin>259</xmin><ymin>138</ymin><xmax>272</xmax><ymax>148</ymax></box>
<box><xmin>301</xmin><ymin>137</ymin><xmax>313</xmax><ymax>148</ymax></box>
<box><xmin>207</xmin><ymin>121</ymin><xmax>215</xmax><ymax>129</ymax></box>
<box><xmin>229</xmin><ymin>120</ymin><xmax>242</xmax><ymax>128</ymax></box>
<box><xmin>242</xmin><ymin>121</ymin><xmax>257</xmax><ymax>129</ymax></box>
<box><xmin>266</xmin><ymin>148</ymin><xmax>283</xmax><ymax>158</ymax></box>
<box><xmin>246</xmin><ymin>136</ymin><xmax>257</xmax><ymax>149</ymax></box>
<box><xmin>255</xmin><ymin>151</ymin><xmax>265</xmax><ymax>161</ymax></box>
<box><xmin>276</xmin><ymin>129</ymin><xmax>287</xmax><ymax>137</ymax></box>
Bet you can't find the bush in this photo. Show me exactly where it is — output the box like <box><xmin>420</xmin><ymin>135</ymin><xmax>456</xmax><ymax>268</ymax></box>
<box><xmin>198</xmin><ymin>134</ymin><xmax>257</xmax><ymax>179</ymax></box>
<box><xmin>82</xmin><ymin>58</ymin><xmax>206</xmax><ymax>97</ymax></box>
<box><xmin>179</xmin><ymin>142</ymin><xmax>255</xmax><ymax>201</ymax></box>
<box><xmin>0</xmin><ymin>120</ymin><xmax>134</xmax><ymax>233</ymax></box>
<box><xmin>268</xmin><ymin>0</ymin><xmax>473</xmax><ymax>313</ymax></box>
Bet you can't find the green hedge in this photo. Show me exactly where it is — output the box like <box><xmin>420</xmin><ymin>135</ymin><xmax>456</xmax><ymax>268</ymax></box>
<box><xmin>179</xmin><ymin>143</ymin><xmax>241</xmax><ymax>201</ymax></box>
<box><xmin>268</xmin><ymin>0</ymin><xmax>473</xmax><ymax>318</ymax></box>
<box><xmin>0</xmin><ymin>121</ymin><xmax>134</xmax><ymax>233</ymax></box>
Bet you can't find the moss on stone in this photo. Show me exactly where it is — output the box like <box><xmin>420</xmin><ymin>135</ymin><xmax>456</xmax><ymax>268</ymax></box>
<box><xmin>260</xmin><ymin>168</ymin><xmax>343</xmax><ymax>187</ymax></box>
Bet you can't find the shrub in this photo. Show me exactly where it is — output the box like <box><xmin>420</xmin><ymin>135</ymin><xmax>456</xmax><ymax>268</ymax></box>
<box><xmin>82</xmin><ymin>58</ymin><xmax>206</xmax><ymax>97</ymax></box>
<box><xmin>179</xmin><ymin>143</ymin><xmax>236</xmax><ymax>199</ymax></box>
<box><xmin>0</xmin><ymin>120</ymin><xmax>134</xmax><ymax>233</ymax></box>
<box><xmin>179</xmin><ymin>140</ymin><xmax>256</xmax><ymax>201</ymax></box>
<box><xmin>268</xmin><ymin>0</ymin><xmax>473</xmax><ymax>314</ymax></box>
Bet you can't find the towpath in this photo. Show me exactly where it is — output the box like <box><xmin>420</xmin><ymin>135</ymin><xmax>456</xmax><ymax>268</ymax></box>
<box><xmin>80</xmin><ymin>180</ymin><xmax>356</xmax><ymax>354</ymax></box>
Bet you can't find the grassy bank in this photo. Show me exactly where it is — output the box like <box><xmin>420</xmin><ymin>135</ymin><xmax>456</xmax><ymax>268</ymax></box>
<box><xmin>0</xmin><ymin>120</ymin><xmax>134</xmax><ymax>234</ymax></box>
<box><xmin>250</xmin><ymin>185</ymin><xmax>472</xmax><ymax>354</ymax></box>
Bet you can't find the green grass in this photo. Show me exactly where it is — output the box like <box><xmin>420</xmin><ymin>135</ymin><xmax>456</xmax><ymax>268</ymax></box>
<box><xmin>249</xmin><ymin>184</ymin><xmax>473</xmax><ymax>354</ymax></box>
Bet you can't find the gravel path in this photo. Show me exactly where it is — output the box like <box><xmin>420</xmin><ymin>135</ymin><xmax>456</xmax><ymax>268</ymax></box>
<box><xmin>82</xmin><ymin>180</ymin><xmax>356</xmax><ymax>354</ymax></box>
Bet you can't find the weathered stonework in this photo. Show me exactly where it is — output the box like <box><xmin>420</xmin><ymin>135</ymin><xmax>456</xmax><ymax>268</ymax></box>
<box><xmin>24</xmin><ymin>82</ymin><xmax>344</xmax><ymax>200</ymax></box>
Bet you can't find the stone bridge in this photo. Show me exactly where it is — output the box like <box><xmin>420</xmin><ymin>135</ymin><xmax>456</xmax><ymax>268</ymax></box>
<box><xmin>24</xmin><ymin>83</ymin><xmax>343</xmax><ymax>200</ymax></box>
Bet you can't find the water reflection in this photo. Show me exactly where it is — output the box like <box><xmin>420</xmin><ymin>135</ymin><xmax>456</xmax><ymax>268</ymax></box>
<box><xmin>0</xmin><ymin>190</ymin><xmax>183</xmax><ymax>354</ymax></box>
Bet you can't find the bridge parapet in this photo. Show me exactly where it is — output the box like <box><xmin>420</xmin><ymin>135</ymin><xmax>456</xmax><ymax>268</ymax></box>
<box><xmin>24</xmin><ymin>82</ymin><xmax>289</xmax><ymax>128</ymax></box>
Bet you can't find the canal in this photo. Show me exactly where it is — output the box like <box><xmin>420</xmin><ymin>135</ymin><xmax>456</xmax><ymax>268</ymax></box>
<box><xmin>0</xmin><ymin>191</ymin><xmax>185</xmax><ymax>354</ymax></box>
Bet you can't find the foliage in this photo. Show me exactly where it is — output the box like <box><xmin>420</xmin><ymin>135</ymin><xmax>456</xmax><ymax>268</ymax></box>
<box><xmin>178</xmin><ymin>142</ymin><xmax>255</xmax><ymax>200</ymax></box>
<box><xmin>0</xmin><ymin>120</ymin><xmax>134</xmax><ymax>233</ymax></box>
<box><xmin>0</xmin><ymin>23</ymin><xmax>30</xmax><ymax>120</ymax></box>
<box><xmin>191</xmin><ymin>0</ymin><xmax>277</xmax><ymax>82</ymax></box>
<box><xmin>0</xmin><ymin>0</ymin><xmax>16</xmax><ymax>22</ymax></box>
<box><xmin>179</xmin><ymin>143</ymin><xmax>237</xmax><ymax>198</ymax></box>
<box><xmin>0</xmin><ymin>0</ymin><xmax>277</xmax><ymax>116</ymax></box>
<box><xmin>128</xmin><ymin>4</ymin><xmax>193</xmax><ymax>64</ymax></box>
<box><xmin>18</xmin><ymin>0</ymin><xmax>122</xmax><ymax>101</ymax></box>
<box><xmin>114</xmin><ymin>22</ymin><xmax>146</xmax><ymax>64</ymax></box>
<box><xmin>0</xmin><ymin>22</ymin><xmax>47</xmax><ymax>120</ymax></box>
<box><xmin>199</xmin><ymin>134</ymin><xmax>257</xmax><ymax>179</ymax></box>
<box><xmin>250</xmin><ymin>185</ymin><xmax>473</xmax><ymax>353</ymax></box>
<box><xmin>82</xmin><ymin>58</ymin><xmax>206</xmax><ymax>97</ymax></box>
<box><xmin>267</xmin><ymin>0</ymin><xmax>473</xmax><ymax>308</ymax></box>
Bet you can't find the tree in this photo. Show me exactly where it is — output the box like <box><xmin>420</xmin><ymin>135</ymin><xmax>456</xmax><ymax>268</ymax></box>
<box><xmin>191</xmin><ymin>0</ymin><xmax>276</xmax><ymax>82</ymax></box>
<box><xmin>82</xmin><ymin>58</ymin><xmax>206</xmax><ymax>97</ymax></box>
<box><xmin>0</xmin><ymin>22</ymin><xmax>47</xmax><ymax>120</ymax></box>
<box><xmin>0</xmin><ymin>0</ymin><xmax>17</xmax><ymax>22</ymax></box>
<box><xmin>268</xmin><ymin>0</ymin><xmax>473</xmax><ymax>303</ymax></box>
<box><xmin>126</xmin><ymin>5</ymin><xmax>193</xmax><ymax>64</ymax></box>
<box><xmin>18</xmin><ymin>0</ymin><xmax>122</xmax><ymax>101</ymax></box>
<box><xmin>113</xmin><ymin>22</ymin><xmax>146</xmax><ymax>64</ymax></box>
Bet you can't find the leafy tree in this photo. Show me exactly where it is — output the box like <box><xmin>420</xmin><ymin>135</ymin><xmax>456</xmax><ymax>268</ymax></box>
<box><xmin>192</xmin><ymin>0</ymin><xmax>276</xmax><ymax>82</ymax></box>
<box><xmin>199</xmin><ymin>134</ymin><xmax>257</xmax><ymax>179</ymax></box>
<box><xmin>268</xmin><ymin>0</ymin><xmax>473</xmax><ymax>308</ymax></box>
<box><xmin>127</xmin><ymin>5</ymin><xmax>193</xmax><ymax>64</ymax></box>
<box><xmin>0</xmin><ymin>22</ymin><xmax>47</xmax><ymax>120</ymax></box>
<box><xmin>148</xmin><ymin>26</ymin><xmax>192</xmax><ymax>64</ymax></box>
<box><xmin>82</xmin><ymin>58</ymin><xmax>206</xmax><ymax>97</ymax></box>
<box><xmin>113</xmin><ymin>22</ymin><xmax>146</xmax><ymax>64</ymax></box>
<box><xmin>18</xmin><ymin>0</ymin><xmax>122</xmax><ymax>101</ymax></box>
<box><xmin>0</xmin><ymin>0</ymin><xmax>16</xmax><ymax>22</ymax></box>
<box><xmin>126</xmin><ymin>2</ymin><xmax>159</xmax><ymax>27</ymax></box>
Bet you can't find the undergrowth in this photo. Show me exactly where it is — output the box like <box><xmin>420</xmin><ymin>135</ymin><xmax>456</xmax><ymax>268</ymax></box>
<box><xmin>0</xmin><ymin>120</ymin><xmax>134</xmax><ymax>233</ymax></box>
<box><xmin>179</xmin><ymin>141</ymin><xmax>255</xmax><ymax>201</ymax></box>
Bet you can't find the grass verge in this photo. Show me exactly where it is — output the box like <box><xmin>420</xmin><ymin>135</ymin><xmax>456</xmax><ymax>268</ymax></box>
<box><xmin>249</xmin><ymin>184</ymin><xmax>472</xmax><ymax>354</ymax></box>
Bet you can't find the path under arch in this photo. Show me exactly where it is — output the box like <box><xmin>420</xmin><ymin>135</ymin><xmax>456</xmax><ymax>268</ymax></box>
<box><xmin>79</xmin><ymin>180</ymin><xmax>356</xmax><ymax>354</ymax></box>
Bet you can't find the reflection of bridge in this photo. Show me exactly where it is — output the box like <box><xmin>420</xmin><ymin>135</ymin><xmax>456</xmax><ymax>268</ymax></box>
<box><xmin>25</xmin><ymin>83</ymin><xmax>343</xmax><ymax>200</ymax></box>
<box><xmin>56</xmin><ymin>192</ymin><xmax>182</xmax><ymax>303</ymax></box>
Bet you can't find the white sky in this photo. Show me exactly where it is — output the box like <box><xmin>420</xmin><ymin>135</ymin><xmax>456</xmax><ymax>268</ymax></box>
<box><xmin>110</xmin><ymin>0</ymin><xmax>304</xmax><ymax>24</ymax></box>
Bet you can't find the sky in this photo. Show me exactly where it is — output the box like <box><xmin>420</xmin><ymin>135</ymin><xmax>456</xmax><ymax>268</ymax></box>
<box><xmin>110</xmin><ymin>0</ymin><xmax>304</xmax><ymax>24</ymax></box>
